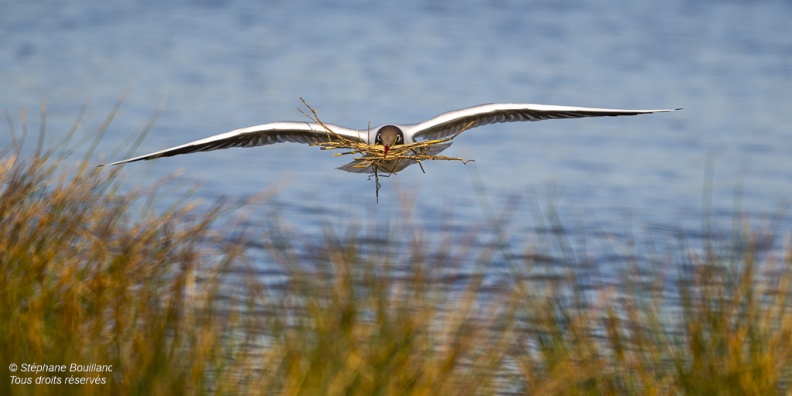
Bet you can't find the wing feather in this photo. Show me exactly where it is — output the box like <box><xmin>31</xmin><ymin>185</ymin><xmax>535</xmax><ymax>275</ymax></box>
<box><xmin>103</xmin><ymin>121</ymin><xmax>364</xmax><ymax>166</ymax></box>
<box><xmin>408</xmin><ymin>103</ymin><xmax>680</xmax><ymax>141</ymax></box>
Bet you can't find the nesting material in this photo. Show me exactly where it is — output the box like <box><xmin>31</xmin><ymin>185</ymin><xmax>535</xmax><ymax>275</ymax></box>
<box><xmin>299</xmin><ymin>97</ymin><xmax>475</xmax><ymax>174</ymax></box>
<box><xmin>298</xmin><ymin>98</ymin><xmax>475</xmax><ymax>202</ymax></box>
<box><xmin>313</xmin><ymin>134</ymin><xmax>474</xmax><ymax>172</ymax></box>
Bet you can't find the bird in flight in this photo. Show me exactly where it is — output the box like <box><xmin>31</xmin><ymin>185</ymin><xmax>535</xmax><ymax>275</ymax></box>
<box><xmin>103</xmin><ymin>102</ymin><xmax>679</xmax><ymax>173</ymax></box>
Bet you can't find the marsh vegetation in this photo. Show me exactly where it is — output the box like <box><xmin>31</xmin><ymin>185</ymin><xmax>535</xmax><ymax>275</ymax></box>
<box><xmin>2</xmin><ymin>105</ymin><xmax>791</xmax><ymax>395</ymax></box>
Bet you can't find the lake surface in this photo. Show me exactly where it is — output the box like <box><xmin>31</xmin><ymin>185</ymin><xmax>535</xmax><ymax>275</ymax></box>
<box><xmin>2</xmin><ymin>0</ymin><xmax>791</xmax><ymax>270</ymax></box>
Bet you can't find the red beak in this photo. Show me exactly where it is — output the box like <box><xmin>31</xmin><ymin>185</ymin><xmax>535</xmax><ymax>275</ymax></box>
<box><xmin>384</xmin><ymin>145</ymin><xmax>390</xmax><ymax>158</ymax></box>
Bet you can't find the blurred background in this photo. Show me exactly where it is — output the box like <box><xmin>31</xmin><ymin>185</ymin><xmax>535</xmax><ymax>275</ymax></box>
<box><xmin>1</xmin><ymin>0</ymin><xmax>790</xmax><ymax>265</ymax></box>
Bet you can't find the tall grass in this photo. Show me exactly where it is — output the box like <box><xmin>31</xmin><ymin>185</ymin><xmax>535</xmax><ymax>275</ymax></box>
<box><xmin>2</xmin><ymin>104</ymin><xmax>791</xmax><ymax>395</ymax></box>
<box><xmin>1</xmin><ymin>104</ymin><xmax>254</xmax><ymax>395</ymax></box>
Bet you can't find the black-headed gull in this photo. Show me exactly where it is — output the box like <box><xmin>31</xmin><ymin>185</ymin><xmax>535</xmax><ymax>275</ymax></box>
<box><xmin>103</xmin><ymin>103</ymin><xmax>679</xmax><ymax>172</ymax></box>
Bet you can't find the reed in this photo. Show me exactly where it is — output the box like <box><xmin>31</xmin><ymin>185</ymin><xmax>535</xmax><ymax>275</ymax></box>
<box><xmin>298</xmin><ymin>97</ymin><xmax>474</xmax><ymax>172</ymax></box>
<box><xmin>299</xmin><ymin>97</ymin><xmax>474</xmax><ymax>202</ymax></box>
<box><xmin>0</xmin><ymin>104</ymin><xmax>257</xmax><ymax>395</ymax></box>
<box><xmin>2</xmin><ymin>102</ymin><xmax>791</xmax><ymax>395</ymax></box>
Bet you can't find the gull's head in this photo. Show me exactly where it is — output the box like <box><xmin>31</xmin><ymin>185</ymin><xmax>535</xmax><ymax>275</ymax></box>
<box><xmin>375</xmin><ymin>125</ymin><xmax>403</xmax><ymax>158</ymax></box>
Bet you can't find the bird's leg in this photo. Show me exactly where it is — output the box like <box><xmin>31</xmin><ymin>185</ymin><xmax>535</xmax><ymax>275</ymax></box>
<box><xmin>374</xmin><ymin>165</ymin><xmax>380</xmax><ymax>204</ymax></box>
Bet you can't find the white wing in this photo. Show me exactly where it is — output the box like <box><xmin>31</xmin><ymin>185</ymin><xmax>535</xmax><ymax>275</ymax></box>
<box><xmin>405</xmin><ymin>103</ymin><xmax>681</xmax><ymax>141</ymax></box>
<box><xmin>103</xmin><ymin>121</ymin><xmax>365</xmax><ymax>166</ymax></box>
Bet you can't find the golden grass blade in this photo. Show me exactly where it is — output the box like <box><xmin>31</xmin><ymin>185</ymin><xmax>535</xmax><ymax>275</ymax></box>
<box><xmin>299</xmin><ymin>98</ymin><xmax>476</xmax><ymax>173</ymax></box>
<box><xmin>298</xmin><ymin>99</ymin><xmax>476</xmax><ymax>201</ymax></box>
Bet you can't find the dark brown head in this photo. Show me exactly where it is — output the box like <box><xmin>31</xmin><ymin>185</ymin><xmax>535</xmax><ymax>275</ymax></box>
<box><xmin>375</xmin><ymin>125</ymin><xmax>404</xmax><ymax>158</ymax></box>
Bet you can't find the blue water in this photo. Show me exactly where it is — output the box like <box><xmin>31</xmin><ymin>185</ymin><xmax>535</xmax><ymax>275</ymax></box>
<box><xmin>2</xmin><ymin>0</ymin><xmax>791</xmax><ymax>266</ymax></box>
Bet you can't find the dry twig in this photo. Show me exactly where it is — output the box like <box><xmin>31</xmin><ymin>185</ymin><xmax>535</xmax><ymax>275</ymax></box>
<box><xmin>299</xmin><ymin>97</ymin><xmax>474</xmax><ymax>170</ymax></box>
<box><xmin>298</xmin><ymin>97</ymin><xmax>475</xmax><ymax>202</ymax></box>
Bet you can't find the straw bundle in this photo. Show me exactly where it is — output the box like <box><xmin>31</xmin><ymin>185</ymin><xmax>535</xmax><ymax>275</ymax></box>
<box><xmin>299</xmin><ymin>98</ymin><xmax>474</xmax><ymax>174</ymax></box>
<box><xmin>312</xmin><ymin>134</ymin><xmax>474</xmax><ymax>172</ymax></box>
<box><xmin>298</xmin><ymin>98</ymin><xmax>474</xmax><ymax>202</ymax></box>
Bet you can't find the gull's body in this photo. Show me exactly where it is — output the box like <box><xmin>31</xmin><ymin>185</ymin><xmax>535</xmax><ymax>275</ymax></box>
<box><xmin>104</xmin><ymin>103</ymin><xmax>680</xmax><ymax>173</ymax></box>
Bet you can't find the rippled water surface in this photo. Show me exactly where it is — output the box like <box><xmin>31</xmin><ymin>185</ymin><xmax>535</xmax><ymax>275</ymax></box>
<box><xmin>2</xmin><ymin>0</ymin><xmax>791</xmax><ymax>264</ymax></box>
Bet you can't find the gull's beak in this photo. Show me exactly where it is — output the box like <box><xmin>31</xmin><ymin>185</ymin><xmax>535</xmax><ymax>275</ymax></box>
<box><xmin>382</xmin><ymin>134</ymin><xmax>397</xmax><ymax>158</ymax></box>
<box><xmin>378</xmin><ymin>127</ymin><xmax>400</xmax><ymax>159</ymax></box>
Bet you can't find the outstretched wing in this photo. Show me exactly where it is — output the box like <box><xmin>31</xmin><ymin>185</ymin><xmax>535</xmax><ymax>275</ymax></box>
<box><xmin>103</xmin><ymin>121</ymin><xmax>365</xmax><ymax>166</ymax></box>
<box><xmin>407</xmin><ymin>103</ymin><xmax>680</xmax><ymax>141</ymax></box>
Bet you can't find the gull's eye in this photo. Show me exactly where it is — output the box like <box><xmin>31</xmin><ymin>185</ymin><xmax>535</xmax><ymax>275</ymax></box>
<box><xmin>375</xmin><ymin>133</ymin><xmax>381</xmax><ymax>143</ymax></box>
<box><xmin>396</xmin><ymin>135</ymin><xmax>402</xmax><ymax>142</ymax></box>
